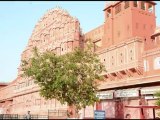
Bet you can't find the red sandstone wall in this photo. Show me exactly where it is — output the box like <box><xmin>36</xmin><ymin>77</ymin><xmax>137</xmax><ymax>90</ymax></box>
<box><xmin>84</xmin><ymin>24</ymin><xmax>104</xmax><ymax>52</ymax></box>
<box><xmin>0</xmin><ymin>2</ymin><xmax>160</xmax><ymax>118</ymax></box>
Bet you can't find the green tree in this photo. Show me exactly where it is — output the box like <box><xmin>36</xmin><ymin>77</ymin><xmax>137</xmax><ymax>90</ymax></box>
<box><xmin>154</xmin><ymin>91</ymin><xmax>160</xmax><ymax>117</ymax></box>
<box><xmin>21</xmin><ymin>42</ymin><xmax>106</xmax><ymax>118</ymax></box>
<box><xmin>155</xmin><ymin>91</ymin><xmax>160</xmax><ymax>106</ymax></box>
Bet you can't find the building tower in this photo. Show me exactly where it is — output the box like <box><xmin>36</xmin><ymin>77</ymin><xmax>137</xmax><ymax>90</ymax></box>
<box><xmin>103</xmin><ymin>1</ymin><xmax>156</xmax><ymax>50</ymax></box>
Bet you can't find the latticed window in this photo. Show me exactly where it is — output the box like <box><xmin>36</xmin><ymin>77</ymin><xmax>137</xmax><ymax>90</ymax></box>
<box><xmin>141</xmin><ymin>1</ymin><xmax>145</xmax><ymax>10</ymax></box>
<box><xmin>115</xmin><ymin>4</ymin><xmax>121</xmax><ymax>14</ymax></box>
<box><xmin>106</xmin><ymin>9</ymin><xmax>111</xmax><ymax>18</ymax></box>
<box><xmin>133</xmin><ymin>1</ymin><xmax>138</xmax><ymax>7</ymax></box>
<box><xmin>124</xmin><ymin>1</ymin><xmax>129</xmax><ymax>9</ymax></box>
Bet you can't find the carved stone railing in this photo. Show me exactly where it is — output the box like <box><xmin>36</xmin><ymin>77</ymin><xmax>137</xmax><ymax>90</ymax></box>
<box><xmin>98</xmin><ymin>37</ymin><xmax>144</xmax><ymax>78</ymax></box>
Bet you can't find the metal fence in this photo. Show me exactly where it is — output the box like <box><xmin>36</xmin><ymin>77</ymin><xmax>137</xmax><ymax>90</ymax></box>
<box><xmin>0</xmin><ymin>114</ymin><xmax>18</xmax><ymax>119</ymax></box>
<box><xmin>0</xmin><ymin>114</ymin><xmax>48</xmax><ymax>119</ymax></box>
<box><xmin>48</xmin><ymin>110</ymin><xmax>67</xmax><ymax>119</ymax></box>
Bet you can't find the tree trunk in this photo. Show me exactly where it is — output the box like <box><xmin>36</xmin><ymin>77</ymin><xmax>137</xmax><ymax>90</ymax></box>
<box><xmin>84</xmin><ymin>107</ymin><xmax>86</xmax><ymax>118</ymax></box>
<box><xmin>67</xmin><ymin>104</ymin><xmax>79</xmax><ymax>119</ymax></box>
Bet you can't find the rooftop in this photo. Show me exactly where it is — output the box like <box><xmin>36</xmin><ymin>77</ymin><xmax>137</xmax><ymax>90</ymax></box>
<box><xmin>103</xmin><ymin>1</ymin><xmax>157</xmax><ymax>11</ymax></box>
<box><xmin>0</xmin><ymin>82</ymin><xmax>9</xmax><ymax>86</ymax></box>
<box><xmin>151</xmin><ymin>26</ymin><xmax>160</xmax><ymax>38</ymax></box>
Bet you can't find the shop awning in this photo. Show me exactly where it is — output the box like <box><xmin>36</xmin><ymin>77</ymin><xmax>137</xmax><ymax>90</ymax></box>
<box><xmin>114</xmin><ymin>88</ymin><xmax>140</xmax><ymax>98</ymax></box>
<box><xmin>125</xmin><ymin>105</ymin><xmax>160</xmax><ymax>109</ymax></box>
<box><xmin>125</xmin><ymin>105</ymin><xmax>160</xmax><ymax>119</ymax></box>
<box><xmin>96</xmin><ymin>90</ymin><xmax>114</xmax><ymax>99</ymax></box>
<box><xmin>141</xmin><ymin>86</ymin><xmax>160</xmax><ymax>95</ymax></box>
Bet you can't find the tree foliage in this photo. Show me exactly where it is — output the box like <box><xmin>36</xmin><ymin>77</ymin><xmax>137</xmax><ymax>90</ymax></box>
<box><xmin>155</xmin><ymin>91</ymin><xmax>160</xmax><ymax>106</ymax></box>
<box><xmin>154</xmin><ymin>91</ymin><xmax>160</xmax><ymax>117</ymax></box>
<box><xmin>21</xmin><ymin>42</ymin><xmax>106</xmax><ymax>116</ymax></box>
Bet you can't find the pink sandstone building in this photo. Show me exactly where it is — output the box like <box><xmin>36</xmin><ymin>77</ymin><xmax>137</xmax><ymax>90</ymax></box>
<box><xmin>0</xmin><ymin>1</ymin><xmax>160</xmax><ymax>119</ymax></box>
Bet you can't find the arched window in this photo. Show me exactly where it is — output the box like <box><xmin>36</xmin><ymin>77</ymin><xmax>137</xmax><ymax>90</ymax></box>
<box><xmin>115</xmin><ymin>4</ymin><xmax>121</xmax><ymax>14</ymax></box>
<box><xmin>141</xmin><ymin>1</ymin><xmax>145</xmax><ymax>10</ymax></box>
<box><xmin>124</xmin><ymin>1</ymin><xmax>129</xmax><ymax>9</ymax></box>
<box><xmin>148</xmin><ymin>3</ymin><xmax>153</xmax><ymax>13</ymax></box>
<box><xmin>154</xmin><ymin>57</ymin><xmax>160</xmax><ymax>70</ymax></box>
<box><xmin>133</xmin><ymin>1</ymin><xmax>138</xmax><ymax>7</ymax></box>
<box><xmin>106</xmin><ymin>9</ymin><xmax>111</xmax><ymax>18</ymax></box>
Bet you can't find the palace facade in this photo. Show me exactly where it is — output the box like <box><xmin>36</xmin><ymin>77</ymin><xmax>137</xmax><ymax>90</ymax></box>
<box><xmin>0</xmin><ymin>1</ymin><xmax>160</xmax><ymax>119</ymax></box>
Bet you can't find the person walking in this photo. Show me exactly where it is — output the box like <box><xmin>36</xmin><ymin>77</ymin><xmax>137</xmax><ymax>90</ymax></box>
<box><xmin>25</xmin><ymin>111</ymin><xmax>31</xmax><ymax>119</ymax></box>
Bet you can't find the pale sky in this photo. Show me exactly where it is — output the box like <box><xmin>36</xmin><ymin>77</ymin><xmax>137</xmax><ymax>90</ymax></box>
<box><xmin>0</xmin><ymin>1</ymin><xmax>160</xmax><ymax>83</ymax></box>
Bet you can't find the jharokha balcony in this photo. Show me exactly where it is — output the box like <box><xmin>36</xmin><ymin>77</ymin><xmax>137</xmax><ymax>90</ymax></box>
<box><xmin>97</xmin><ymin>37</ymin><xmax>145</xmax><ymax>89</ymax></box>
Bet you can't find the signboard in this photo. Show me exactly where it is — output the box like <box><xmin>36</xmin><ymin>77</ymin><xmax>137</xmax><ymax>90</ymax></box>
<box><xmin>144</xmin><ymin>95</ymin><xmax>158</xmax><ymax>100</ymax></box>
<box><xmin>115</xmin><ymin>89</ymin><xmax>139</xmax><ymax>98</ymax></box>
<box><xmin>94</xmin><ymin>110</ymin><xmax>105</xmax><ymax>119</ymax></box>
<box><xmin>96</xmin><ymin>91</ymin><xmax>113</xmax><ymax>99</ymax></box>
<box><xmin>141</xmin><ymin>87</ymin><xmax>160</xmax><ymax>95</ymax></box>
